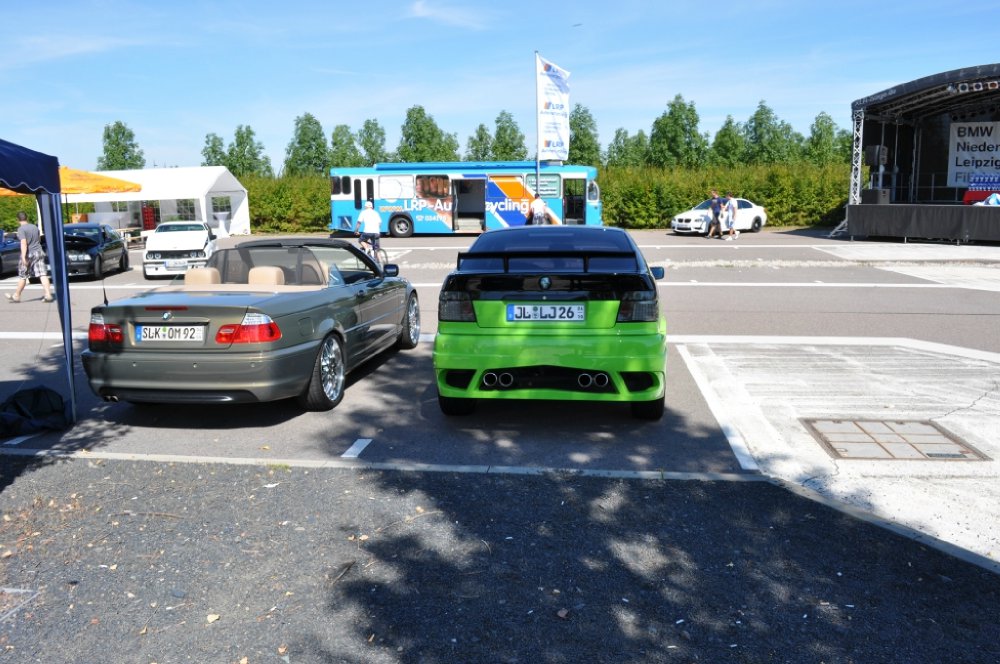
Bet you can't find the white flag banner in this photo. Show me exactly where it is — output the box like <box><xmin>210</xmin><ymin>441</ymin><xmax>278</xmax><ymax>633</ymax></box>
<box><xmin>536</xmin><ymin>53</ymin><xmax>571</xmax><ymax>161</ymax></box>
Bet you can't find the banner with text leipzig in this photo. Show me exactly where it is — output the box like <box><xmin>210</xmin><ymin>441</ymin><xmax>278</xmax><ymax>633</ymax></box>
<box><xmin>536</xmin><ymin>53</ymin><xmax>571</xmax><ymax>162</ymax></box>
<box><xmin>948</xmin><ymin>121</ymin><xmax>1000</xmax><ymax>187</ymax></box>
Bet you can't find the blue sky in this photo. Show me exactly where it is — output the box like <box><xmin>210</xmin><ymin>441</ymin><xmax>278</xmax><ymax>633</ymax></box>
<box><xmin>2</xmin><ymin>0</ymin><xmax>997</xmax><ymax>172</ymax></box>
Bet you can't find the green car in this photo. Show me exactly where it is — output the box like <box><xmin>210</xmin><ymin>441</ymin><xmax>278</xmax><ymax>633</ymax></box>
<box><xmin>434</xmin><ymin>226</ymin><xmax>666</xmax><ymax>419</ymax></box>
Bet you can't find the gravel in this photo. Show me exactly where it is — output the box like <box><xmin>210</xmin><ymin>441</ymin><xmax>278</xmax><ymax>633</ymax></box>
<box><xmin>2</xmin><ymin>456</ymin><xmax>999</xmax><ymax>663</ymax></box>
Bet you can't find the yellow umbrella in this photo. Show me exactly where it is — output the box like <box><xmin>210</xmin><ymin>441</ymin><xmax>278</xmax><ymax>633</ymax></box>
<box><xmin>0</xmin><ymin>165</ymin><xmax>141</xmax><ymax>195</ymax></box>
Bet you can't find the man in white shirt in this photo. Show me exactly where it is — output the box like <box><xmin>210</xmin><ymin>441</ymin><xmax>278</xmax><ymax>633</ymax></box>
<box><xmin>723</xmin><ymin>192</ymin><xmax>740</xmax><ymax>241</ymax></box>
<box><xmin>355</xmin><ymin>201</ymin><xmax>383</xmax><ymax>255</ymax></box>
<box><xmin>527</xmin><ymin>195</ymin><xmax>549</xmax><ymax>225</ymax></box>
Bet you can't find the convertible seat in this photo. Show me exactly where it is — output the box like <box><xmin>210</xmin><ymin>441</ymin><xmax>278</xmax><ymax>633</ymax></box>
<box><xmin>248</xmin><ymin>265</ymin><xmax>285</xmax><ymax>286</ymax></box>
<box><xmin>184</xmin><ymin>267</ymin><xmax>221</xmax><ymax>285</ymax></box>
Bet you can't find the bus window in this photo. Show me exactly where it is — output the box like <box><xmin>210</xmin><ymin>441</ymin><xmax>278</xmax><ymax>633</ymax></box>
<box><xmin>526</xmin><ymin>174</ymin><xmax>560</xmax><ymax>197</ymax></box>
<box><xmin>353</xmin><ymin>179</ymin><xmax>362</xmax><ymax>209</ymax></box>
<box><xmin>331</xmin><ymin>176</ymin><xmax>351</xmax><ymax>195</ymax></box>
<box><xmin>366</xmin><ymin>179</ymin><xmax>375</xmax><ymax>202</ymax></box>
<box><xmin>416</xmin><ymin>175</ymin><xmax>449</xmax><ymax>198</ymax></box>
<box><xmin>587</xmin><ymin>180</ymin><xmax>600</xmax><ymax>202</ymax></box>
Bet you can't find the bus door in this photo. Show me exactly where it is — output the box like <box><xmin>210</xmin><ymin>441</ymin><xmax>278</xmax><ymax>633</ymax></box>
<box><xmin>485</xmin><ymin>175</ymin><xmax>529</xmax><ymax>228</ymax></box>
<box><xmin>454</xmin><ymin>176</ymin><xmax>486</xmax><ymax>232</ymax></box>
<box><xmin>563</xmin><ymin>176</ymin><xmax>585</xmax><ymax>225</ymax></box>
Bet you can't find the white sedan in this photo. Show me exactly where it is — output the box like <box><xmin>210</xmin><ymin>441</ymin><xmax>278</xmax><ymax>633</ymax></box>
<box><xmin>142</xmin><ymin>221</ymin><xmax>217</xmax><ymax>278</ymax></box>
<box><xmin>670</xmin><ymin>198</ymin><xmax>768</xmax><ymax>235</ymax></box>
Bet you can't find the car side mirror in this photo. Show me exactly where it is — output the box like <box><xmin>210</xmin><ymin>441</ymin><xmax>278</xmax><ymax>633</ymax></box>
<box><xmin>382</xmin><ymin>264</ymin><xmax>399</xmax><ymax>278</ymax></box>
<box><xmin>651</xmin><ymin>266</ymin><xmax>665</xmax><ymax>280</ymax></box>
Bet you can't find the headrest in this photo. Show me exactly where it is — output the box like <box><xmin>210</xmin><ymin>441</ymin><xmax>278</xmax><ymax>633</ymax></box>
<box><xmin>247</xmin><ymin>265</ymin><xmax>285</xmax><ymax>286</ymax></box>
<box><xmin>184</xmin><ymin>267</ymin><xmax>221</xmax><ymax>285</ymax></box>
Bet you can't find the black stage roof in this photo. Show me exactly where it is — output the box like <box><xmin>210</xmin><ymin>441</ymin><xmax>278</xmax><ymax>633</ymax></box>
<box><xmin>852</xmin><ymin>63</ymin><xmax>1000</xmax><ymax>122</ymax></box>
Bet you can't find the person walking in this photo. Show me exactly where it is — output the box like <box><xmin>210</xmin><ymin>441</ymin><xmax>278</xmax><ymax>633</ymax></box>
<box><xmin>526</xmin><ymin>194</ymin><xmax>549</xmax><ymax>225</ymax></box>
<box><xmin>706</xmin><ymin>189</ymin><xmax>724</xmax><ymax>238</ymax></box>
<box><xmin>723</xmin><ymin>191</ymin><xmax>740</xmax><ymax>241</ymax></box>
<box><xmin>6</xmin><ymin>212</ymin><xmax>53</xmax><ymax>303</ymax></box>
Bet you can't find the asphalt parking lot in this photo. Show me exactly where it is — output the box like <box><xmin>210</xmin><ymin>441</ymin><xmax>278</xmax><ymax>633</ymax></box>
<box><xmin>3</xmin><ymin>229</ymin><xmax>1000</xmax><ymax>661</ymax></box>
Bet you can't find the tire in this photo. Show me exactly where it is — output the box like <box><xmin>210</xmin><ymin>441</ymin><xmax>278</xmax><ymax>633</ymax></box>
<box><xmin>396</xmin><ymin>293</ymin><xmax>421</xmax><ymax>350</ymax></box>
<box><xmin>439</xmin><ymin>393</ymin><xmax>475</xmax><ymax>416</ymax></box>
<box><xmin>750</xmin><ymin>218</ymin><xmax>763</xmax><ymax>233</ymax></box>
<box><xmin>118</xmin><ymin>249</ymin><xmax>130</xmax><ymax>273</ymax></box>
<box><xmin>389</xmin><ymin>215</ymin><xmax>414</xmax><ymax>238</ymax></box>
<box><xmin>299</xmin><ymin>334</ymin><xmax>346</xmax><ymax>411</ymax></box>
<box><xmin>630</xmin><ymin>395</ymin><xmax>665</xmax><ymax>421</ymax></box>
<box><xmin>93</xmin><ymin>256</ymin><xmax>104</xmax><ymax>280</ymax></box>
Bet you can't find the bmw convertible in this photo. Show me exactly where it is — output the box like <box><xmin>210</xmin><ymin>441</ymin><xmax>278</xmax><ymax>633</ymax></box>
<box><xmin>82</xmin><ymin>237</ymin><xmax>420</xmax><ymax>410</ymax></box>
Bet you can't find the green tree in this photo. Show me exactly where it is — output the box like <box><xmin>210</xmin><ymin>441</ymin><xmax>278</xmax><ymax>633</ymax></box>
<box><xmin>96</xmin><ymin>120</ymin><xmax>145</xmax><ymax>170</ymax></box>
<box><xmin>805</xmin><ymin>112</ymin><xmax>841</xmax><ymax>165</ymax></box>
<box><xmin>226</xmin><ymin>125</ymin><xmax>273</xmax><ymax>177</ymax></box>
<box><xmin>201</xmin><ymin>133</ymin><xmax>227</xmax><ymax>166</ymax></box>
<box><xmin>710</xmin><ymin>116</ymin><xmax>746</xmax><ymax>166</ymax></box>
<box><xmin>835</xmin><ymin>128</ymin><xmax>854</xmax><ymax>164</ymax></box>
<box><xmin>648</xmin><ymin>94</ymin><xmax>708</xmax><ymax>168</ymax></box>
<box><xmin>465</xmin><ymin>124</ymin><xmax>493</xmax><ymax>161</ymax></box>
<box><xmin>605</xmin><ymin>128</ymin><xmax>649</xmax><ymax>167</ymax></box>
<box><xmin>744</xmin><ymin>101</ymin><xmax>803</xmax><ymax>164</ymax></box>
<box><xmin>567</xmin><ymin>104</ymin><xmax>601</xmax><ymax>167</ymax></box>
<box><xmin>396</xmin><ymin>105</ymin><xmax>459</xmax><ymax>162</ymax></box>
<box><xmin>356</xmin><ymin>118</ymin><xmax>388</xmax><ymax>166</ymax></box>
<box><xmin>283</xmin><ymin>112</ymin><xmax>328</xmax><ymax>175</ymax></box>
<box><xmin>492</xmin><ymin>110</ymin><xmax>527</xmax><ymax>160</ymax></box>
<box><xmin>329</xmin><ymin>124</ymin><xmax>364</xmax><ymax>167</ymax></box>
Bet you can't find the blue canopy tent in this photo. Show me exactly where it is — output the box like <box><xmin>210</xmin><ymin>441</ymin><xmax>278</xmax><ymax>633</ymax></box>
<box><xmin>0</xmin><ymin>138</ymin><xmax>76</xmax><ymax>423</ymax></box>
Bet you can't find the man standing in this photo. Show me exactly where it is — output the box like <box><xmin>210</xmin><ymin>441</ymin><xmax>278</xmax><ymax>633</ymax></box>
<box><xmin>706</xmin><ymin>189</ymin><xmax>723</xmax><ymax>238</ymax></box>
<box><xmin>5</xmin><ymin>212</ymin><xmax>53</xmax><ymax>303</ymax></box>
<box><xmin>723</xmin><ymin>192</ymin><xmax>740</xmax><ymax>241</ymax></box>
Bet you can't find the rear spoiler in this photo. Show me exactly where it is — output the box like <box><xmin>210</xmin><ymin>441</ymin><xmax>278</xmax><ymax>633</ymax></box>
<box><xmin>455</xmin><ymin>250</ymin><xmax>637</xmax><ymax>273</ymax></box>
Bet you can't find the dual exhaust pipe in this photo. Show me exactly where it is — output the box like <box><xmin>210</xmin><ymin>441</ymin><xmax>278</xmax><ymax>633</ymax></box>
<box><xmin>481</xmin><ymin>371</ymin><xmax>610</xmax><ymax>390</ymax></box>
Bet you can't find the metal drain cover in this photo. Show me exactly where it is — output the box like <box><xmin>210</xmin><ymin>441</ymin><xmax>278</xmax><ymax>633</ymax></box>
<box><xmin>801</xmin><ymin>419</ymin><xmax>989</xmax><ymax>461</ymax></box>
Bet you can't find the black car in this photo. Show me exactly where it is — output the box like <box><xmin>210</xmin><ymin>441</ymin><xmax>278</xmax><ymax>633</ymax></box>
<box><xmin>1</xmin><ymin>231</ymin><xmax>19</xmax><ymax>276</ymax></box>
<box><xmin>62</xmin><ymin>223</ymin><xmax>129</xmax><ymax>279</ymax></box>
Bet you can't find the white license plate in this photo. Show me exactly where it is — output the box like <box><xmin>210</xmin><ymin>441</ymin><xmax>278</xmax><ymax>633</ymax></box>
<box><xmin>136</xmin><ymin>325</ymin><xmax>205</xmax><ymax>342</ymax></box>
<box><xmin>506</xmin><ymin>303</ymin><xmax>586</xmax><ymax>322</ymax></box>
<box><xmin>165</xmin><ymin>259</ymin><xmax>189</xmax><ymax>268</ymax></box>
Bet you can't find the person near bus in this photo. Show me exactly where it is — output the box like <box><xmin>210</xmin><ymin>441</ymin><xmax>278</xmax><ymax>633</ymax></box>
<box><xmin>355</xmin><ymin>201</ymin><xmax>383</xmax><ymax>255</ymax></box>
<box><xmin>527</xmin><ymin>195</ymin><xmax>549</xmax><ymax>225</ymax></box>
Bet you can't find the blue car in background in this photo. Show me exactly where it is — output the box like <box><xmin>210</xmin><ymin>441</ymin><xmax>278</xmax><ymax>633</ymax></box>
<box><xmin>62</xmin><ymin>223</ymin><xmax>130</xmax><ymax>279</ymax></box>
<box><xmin>1</xmin><ymin>230</ymin><xmax>20</xmax><ymax>276</ymax></box>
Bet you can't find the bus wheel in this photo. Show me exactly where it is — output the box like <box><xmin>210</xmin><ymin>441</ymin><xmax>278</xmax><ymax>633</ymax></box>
<box><xmin>390</xmin><ymin>215</ymin><xmax>414</xmax><ymax>238</ymax></box>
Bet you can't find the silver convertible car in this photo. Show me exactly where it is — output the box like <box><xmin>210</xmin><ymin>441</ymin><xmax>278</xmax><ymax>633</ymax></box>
<box><xmin>82</xmin><ymin>237</ymin><xmax>420</xmax><ymax>410</ymax></box>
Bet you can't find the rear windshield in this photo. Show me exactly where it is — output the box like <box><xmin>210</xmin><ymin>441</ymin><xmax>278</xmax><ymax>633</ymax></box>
<box><xmin>460</xmin><ymin>229</ymin><xmax>639</xmax><ymax>273</ymax></box>
<box><xmin>157</xmin><ymin>224</ymin><xmax>206</xmax><ymax>233</ymax></box>
<box><xmin>469</xmin><ymin>228</ymin><xmax>634</xmax><ymax>254</ymax></box>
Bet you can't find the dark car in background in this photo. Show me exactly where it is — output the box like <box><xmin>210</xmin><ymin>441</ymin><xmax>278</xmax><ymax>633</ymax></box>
<box><xmin>63</xmin><ymin>223</ymin><xmax>129</xmax><ymax>279</ymax></box>
<box><xmin>1</xmin><ymin>231</ymin><xmax>20</xmax><ymax>276</ymax></box>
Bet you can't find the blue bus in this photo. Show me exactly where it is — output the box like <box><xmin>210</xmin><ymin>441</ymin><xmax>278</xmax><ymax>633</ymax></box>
<box><xmin>329</xmin><ymin>161</ymin><xmax>602</xmax><ymax>237</ymax></box>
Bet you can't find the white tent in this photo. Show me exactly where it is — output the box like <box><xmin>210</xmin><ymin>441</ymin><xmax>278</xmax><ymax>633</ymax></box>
<box><xmin>62</xmin><ymin>166</ymin><xmax>250</xmax><ymax>237</ymax></box>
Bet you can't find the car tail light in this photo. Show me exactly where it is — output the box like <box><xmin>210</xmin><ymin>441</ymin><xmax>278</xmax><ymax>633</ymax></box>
<box><xmin>617</xmin><ymin>291</ymin><xmax>660</xmax><ymax>322</ymax></box>
<box><xmin>216</xmin><ymin>312</ymin><xmax>282</xmax><ymax>344</ymax></box>
<box><xmin>439</xmin><ymin>291</ymin><xmax>476</xmax><ymax>322</ymax></box>
<box><xmin>88</xmin><ymin>313</ymin><xmax>123</xmax><ymax>349</ymax></box>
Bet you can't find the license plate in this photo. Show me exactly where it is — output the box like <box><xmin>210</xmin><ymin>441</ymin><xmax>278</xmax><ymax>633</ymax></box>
<box><xmin>135</xmin><ymin>325</ymin><xmax>205</xmax><ymax>342</ymax></box>
<box><xmin>506</xmin><ymin>303</ymin><xmax>586</xmax><ymax>322</ymax></box>
<box><xmin>165</xmin><ymin>259</ymin><xmax>188</xmax><ymax>268</ymax></box>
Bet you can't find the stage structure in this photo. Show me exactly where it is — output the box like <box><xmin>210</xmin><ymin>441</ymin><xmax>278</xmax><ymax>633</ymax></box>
<box><xmin>835</xmin><ymin>63</ymin><xmax>1000</xmax><ymax>242</ymax></box>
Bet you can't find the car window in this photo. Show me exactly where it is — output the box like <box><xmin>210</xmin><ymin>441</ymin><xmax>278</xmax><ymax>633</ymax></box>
<box><xmin>694</xmin><ymin>200</ymin><xmax>712</xmax><ymax>210</ymax></box>
<box><xmin>68</xmin><ymin>227</ymin><xmax>100</xmax><ymax>240</ymax></box>
<box><xmin>738</xmin><ymin>200</ymin><xmax>751</xmax><ymax>210</ymax></box>
<box><xmin>470</xmin><ymin>229</ymin><xmax>633</xmax><ymax>253</ymax></box>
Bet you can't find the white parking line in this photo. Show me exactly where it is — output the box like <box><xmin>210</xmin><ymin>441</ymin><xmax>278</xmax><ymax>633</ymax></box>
<box><xmin>341</xmin><ymin>438</ymin><xmax>372</xmax><ymax>458</ymax></box>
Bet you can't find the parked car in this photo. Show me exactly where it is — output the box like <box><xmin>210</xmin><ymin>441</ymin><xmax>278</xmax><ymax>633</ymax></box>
<box><xmin>143</xmin><ymin>221</ymin><xmax>217</xmax><ymax>278</ymax></box>
<box><xmin>670</xmin><ymin>198</ymin><xmax>768</xmax><ymax>235</ymax></box>
<box><xmin>83</xmin><ymin>236</ymin><xmax>420</xmax><ymax>410</ymax></box>
<box><xmin>433</xmin><ymin>225</ymin><xmax>667</xmax><ymax>419</ymax></box>
<box><xmin>62</xmin><ymin>223</ymin><xmax>130</xmax><ymax>278</ymax></box>
<box><xmin>1</xmin><ymin>231</ymin><xmax>20</xmax><ymax>276</ymax></box>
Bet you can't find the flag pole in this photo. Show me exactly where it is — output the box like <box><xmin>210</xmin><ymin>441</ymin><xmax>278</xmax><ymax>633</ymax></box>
<box><xmin>534</xmin><ymin>51</ymin><xmax>541</xmax><ymax>192</ymax></box>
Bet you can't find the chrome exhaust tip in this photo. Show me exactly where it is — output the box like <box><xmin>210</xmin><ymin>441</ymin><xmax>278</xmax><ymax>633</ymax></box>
<box><xmin>593</xmin><ymin>372</ymin><xmax>609</xmax><ymax>388</ymax></box>
<box><xmin>482</xmin><ymin>372</ymin><xmax>498</xmax><ymax>387</ymax></box>
<box><xmin>498</xmin><ymin>372</ymin><xmax>514</xmax><ymax>388</ymax></box>
<box><xmin>577</xmin><ymin>373</ymin><xmax>593</xmax><ymax>388</ymax></box>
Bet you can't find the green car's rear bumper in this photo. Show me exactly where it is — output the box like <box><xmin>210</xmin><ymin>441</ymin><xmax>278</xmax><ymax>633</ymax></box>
<box><xmin>433</xmin><ymin>320</ymin><xmax>666</xmax><ymax>402</ymax></box>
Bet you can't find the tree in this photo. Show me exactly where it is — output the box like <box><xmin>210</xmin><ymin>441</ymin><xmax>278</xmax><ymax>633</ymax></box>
<box><xmin>283</xmin><ymin>112</ymin><xmax>328</xmax><ymax>175</ymax></box>
<box><xmin>743</xmin><ymin>101</ymin><xmax>803</xmax><ymax>164</ymax></box>
<box><xmin>465</xmin><ymin>124</ymin><xmax>493</xmax><ymax>161</ymax></box>
<box><xmin>648</xmin><ymin>94</ymin><xmax>708</xmax><ymax>168</ymax></box>
<box><xmin>226</xmin><ymin>125</ymin><xmax>273</xmax><ymax>177</ymax></box>
<box><xmin>567</xmin><ymin>104</ymin><xmax>601</xmax><ymax>167</ymax></box>
<box><xmin>97</xmin><ymin>120</ymin><xmax>145</xmax><ymax>170</ymax></box>
<box><xmin>492</xmin><ymin>110</ymin><xmax>527</xmax><ymax>160</ymax></box>
<box><xmin>329</xmin><ymin>124</ymin><xmax>364</xmax><ymax>167</ymax></box>
<box><xmin>201</xmin><ymin>133</ymin><xmax>227</xmax><ymax>167</ymax></box>
<box><xmin>605</xmin><ymin>128</ymin><xmax>649</xmax><ymax>167</ymax></box>
<box><xmin>356</xmin><ymin>118</ymin><xmax>388</xmax><ymax>166</ymax></box>
<box><xmin>396</xmin><ymin>105</ymin><xmax>459</xmax><ymax>162</ymax></box>
<box><xmin>710</xmin><ymin>116</ymin><xmax>746</xmax><ymax>166</ymax></box>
